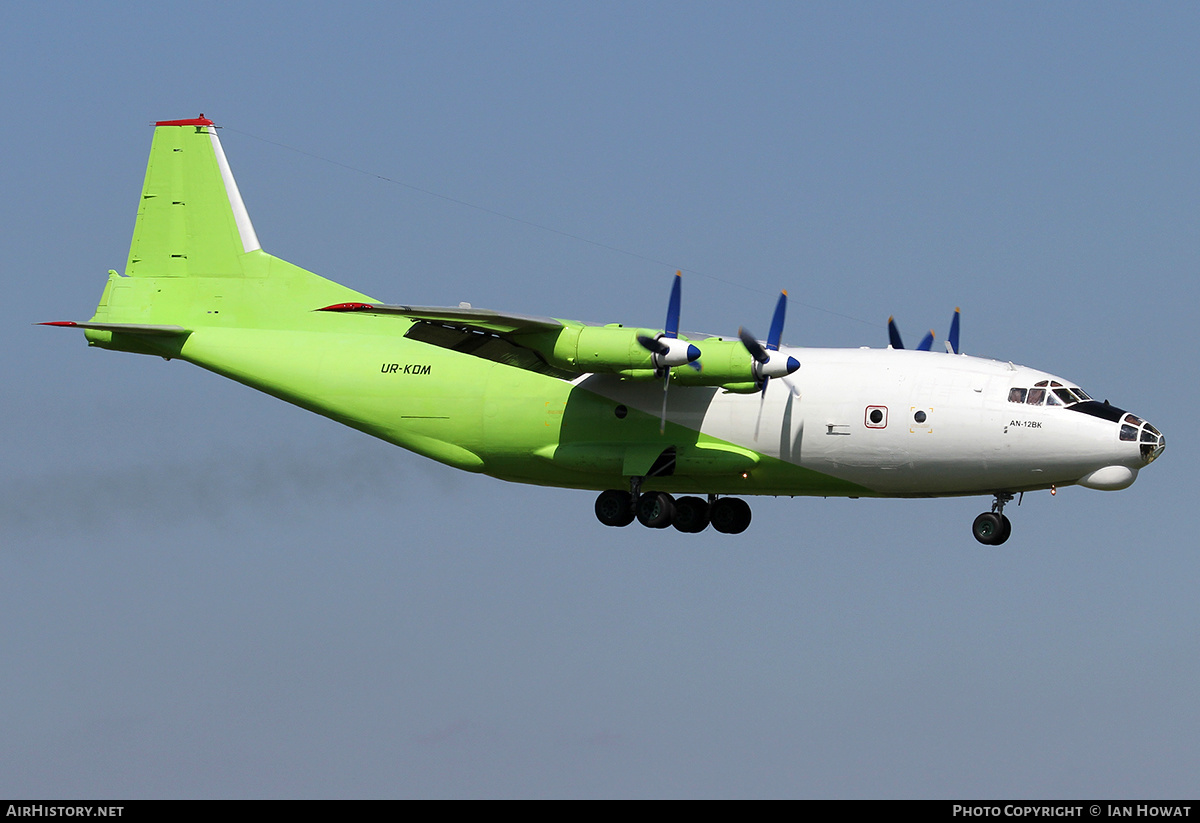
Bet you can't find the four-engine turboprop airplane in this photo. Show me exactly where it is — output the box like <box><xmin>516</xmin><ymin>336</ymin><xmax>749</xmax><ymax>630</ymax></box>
<box><xmin>44</xmin><ymin>116</ymin><xmax>1166</xmax><ymax>543</ymax></box>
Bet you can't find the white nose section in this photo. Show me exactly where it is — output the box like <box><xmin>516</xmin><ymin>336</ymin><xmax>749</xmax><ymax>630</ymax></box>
<box><xmin>1077</xmin><ymin>465</ymin><xmax>1138</xmax><ymax>491</ymax></box>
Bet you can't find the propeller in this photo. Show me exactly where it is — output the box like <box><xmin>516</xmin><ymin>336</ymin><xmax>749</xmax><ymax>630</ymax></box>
<box><xmin>887</xmin><ymin>308</ymin><xmax>961</xmax><ymax>354</ymax></box>
<box><xmin>945</xmin><ymin>307</ymin><xmax>961</xmax><ymax>354</ymax></box>
<box><xmin>739</xmin><ymin>291</ymin><xmax>801</xmax><ymax>439</ymax></box>
<box><xmin>734</xmin><ymin>291</ymin><xmax>801</xmax><ymax>391</ymax></box>
<box><xmin>635</xmin><ymin>272</ymin><xmax>701</xmax><ymax>370</ymax></box>
<box><xmin>637</xmin><ymin>272</ymin><xmax>701</xmax><ymax>433</ymax></box>
<box><xmin>738</xmin><ymin>291</ymin><xmax>801</xmax><ymax>391</ymax></box>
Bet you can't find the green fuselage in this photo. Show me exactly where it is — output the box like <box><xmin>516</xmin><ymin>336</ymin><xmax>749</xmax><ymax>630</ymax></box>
<box><xmin>83</xmin><ymin>265</ymin><xmax>863</xmax><ymax>497</ymax></box>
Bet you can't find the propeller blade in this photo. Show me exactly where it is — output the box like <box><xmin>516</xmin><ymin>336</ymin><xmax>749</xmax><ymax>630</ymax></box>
<box><xmin>946</xmin><ymin>307</ymin><xmax>961</xmax><ymax>354</ymax></box>
<box><xmin>664</xmin><ymin>271</ymin><xmax>682</xmax><ymax>339</ymax></box>
<box><xmin>892</xmin><ymin>311</ymin><xmax>960</xmax><ymax>353</ymax></box>
<box><xmin>637</xmin><ymin>334</ymin><xmax>669</xmax><ymax>356</ymax></box>
<box><xmin>755</xmin><ymin>374</ymin><xmax>801</xmax><ymax>440</ymax></box>
<box><xmin>767</xmin><ymin>290</ymin><xmax>787</xmax><ymax>351</ymax></box>
<box><xmin>738</xmin><ymin>327</ymin><xmax>770</xmax><ymax>363</ymax></box>
<box><xmin>659</xmin><ymin>372</ymin><xmax>670</xmax><ymax>434</ymax></box>
<box><xmin>754</xmin><ymin>380</ymin><xmax>767</xmax><ymax>440</ymax></box>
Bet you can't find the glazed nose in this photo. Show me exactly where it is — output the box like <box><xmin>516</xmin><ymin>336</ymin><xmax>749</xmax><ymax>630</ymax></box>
<box><xmin>1122</xmin><ymin>413</ymin><xmax>1165</xmax><ymax>464</ymax></box>
<box><xmin>1142</xmin><ymin>427</ymin><xmax>1165</xmax><ymax>464</ymax></box>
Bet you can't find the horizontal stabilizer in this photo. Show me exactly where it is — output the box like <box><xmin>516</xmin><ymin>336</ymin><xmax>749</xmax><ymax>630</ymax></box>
<box><xmin>39</xmin><ymin>321</ymin><xmax>191</xmax><ymax>336</ymax></box>
<box><xmin>317</xmin><ymin>302</ymin><xmax>563</xmax><ymax>334</ymax></box>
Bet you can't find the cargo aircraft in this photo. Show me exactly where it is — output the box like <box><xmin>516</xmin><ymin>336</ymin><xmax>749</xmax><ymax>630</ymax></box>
<box><xmin>43</xmin><ymin>117</ymin><xmax>1166</xmax><ymax>543</ymax></box>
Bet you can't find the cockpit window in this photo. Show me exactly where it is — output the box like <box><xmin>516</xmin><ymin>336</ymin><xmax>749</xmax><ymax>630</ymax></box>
<box><xmin>1120</xmin><ymin>425</ymin><xmax>1138</xmax><ymax>441</ymax></box>
<box><xmin>1009</xmin><ymin>384</ymin><xmax>1092</xmax><ymax>407</ymax></box>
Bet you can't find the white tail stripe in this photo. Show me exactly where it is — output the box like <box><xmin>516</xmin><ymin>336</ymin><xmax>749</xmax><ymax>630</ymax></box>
<box><xmin>206</xmin><ymin>126</ymin><xmax>261</xmax><ymax>253</ymax></box>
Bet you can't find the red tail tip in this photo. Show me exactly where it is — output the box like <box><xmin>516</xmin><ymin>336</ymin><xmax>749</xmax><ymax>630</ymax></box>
<box><xmin>155</xmin><ymin>115</ymin><xmax>214</xmax><ymax>127</ymax></box>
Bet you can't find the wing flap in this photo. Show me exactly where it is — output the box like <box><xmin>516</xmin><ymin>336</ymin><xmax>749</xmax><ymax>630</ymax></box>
<box><xmin>316</xmin><ymin>302</ymin><xmax>563</xmax><ymax>334</ymax></box>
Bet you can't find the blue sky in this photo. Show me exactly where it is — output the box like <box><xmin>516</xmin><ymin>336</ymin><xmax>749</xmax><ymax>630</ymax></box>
<box><xmin>2</xmin><ymin>1</ymin><xmax>1196</xmax><ymax>798</ymax></box>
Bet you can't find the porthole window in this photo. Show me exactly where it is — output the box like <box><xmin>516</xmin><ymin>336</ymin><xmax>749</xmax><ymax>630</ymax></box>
<box><xmin>913</xmin><ymin>410</ymin><xmax>927</xmax><ymax>424</ymax></box>
<box><xmin>614</xmin><ymin>404</ymin><xmax>628</xmax><ymax>419</ymax></box>
<box><xmin>865</xmin><ymin>406</ymin><xmax>887</xmax><ymax>428</ymax></box>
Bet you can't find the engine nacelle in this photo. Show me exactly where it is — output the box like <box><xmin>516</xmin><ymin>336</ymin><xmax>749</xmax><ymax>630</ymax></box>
<box><xmin>547</xmin><ymin>325</ymin><xmax>658</xmax><ymax>372</ymax></box>
<box><xmin>671</xmin><ymin>338</ymin><xmax>758</xmax><ymax>385</ymax></box>
<box><xmin>539</xmin><ymin>325</ymin><xmax>795</xmax><ymax>387</ymax></box>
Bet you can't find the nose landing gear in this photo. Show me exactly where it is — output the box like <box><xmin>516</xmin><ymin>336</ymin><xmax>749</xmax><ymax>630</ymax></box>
<box><xmin>972</xmin><ymin>492</ymin><xmax>1014</xmax><ymax>545</ymax></box>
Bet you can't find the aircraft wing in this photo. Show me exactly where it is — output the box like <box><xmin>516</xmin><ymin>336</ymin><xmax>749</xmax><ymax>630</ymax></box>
<box><xmin>316</xmin><ymin>302</ymin><xmax>564</xmax><ymax>335</ymax></box>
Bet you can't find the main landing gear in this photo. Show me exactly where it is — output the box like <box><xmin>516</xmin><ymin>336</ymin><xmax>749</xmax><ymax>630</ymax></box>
<box><xmin>594</xmin><ymin>482</ymin><xmax>752</xmax><ymax>534</ymax></box>
<box><xmin>972</xmin><ymin>492</ymin><xmax>1015</xmax><ymax>545</ymax></box>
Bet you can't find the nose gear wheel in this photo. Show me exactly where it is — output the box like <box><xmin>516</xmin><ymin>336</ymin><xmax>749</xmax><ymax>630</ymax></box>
<box><xmin>972</xmin><ymin>493</ymin><xmax>1014</xmax><ymax>545</ymax></box>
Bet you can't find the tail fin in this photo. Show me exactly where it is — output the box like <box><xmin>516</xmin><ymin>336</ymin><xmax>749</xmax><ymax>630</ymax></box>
<box><xmin>69</xmin><ymin>115</ymin><xmax>373</xmax><ymax>342</ymax></box>
<box><xmin>126</xmin><ymin>115</ymin><xmax>265</xmax><ymax>278</ymax></box>
<box><xmin>46</xmin><ymin>116</ymin><xmax>372</xmax><ymax>355</ymax></box>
